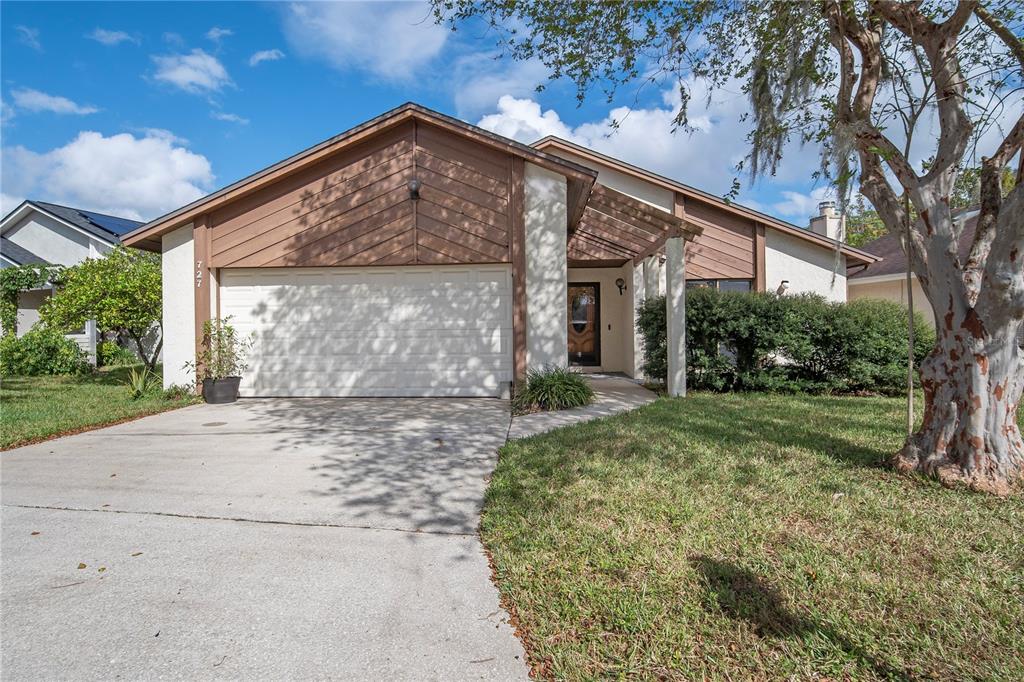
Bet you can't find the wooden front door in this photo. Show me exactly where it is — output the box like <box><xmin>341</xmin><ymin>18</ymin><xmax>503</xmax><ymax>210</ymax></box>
<box><xmin>567</xmin><ymin>283</ymin><xmax>600</xmax><ymax>366</ymax></box>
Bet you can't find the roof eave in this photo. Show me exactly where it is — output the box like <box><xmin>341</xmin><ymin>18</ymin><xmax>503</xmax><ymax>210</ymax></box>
<box><xmin>123</xmin><ymin>103</ymin><xmax>598</xmax><ymax>249</ymax></box>
<box><xmin>532</xmin><ymin>136</ymin><xmax>880</xmax><ymax>265</ymax></box>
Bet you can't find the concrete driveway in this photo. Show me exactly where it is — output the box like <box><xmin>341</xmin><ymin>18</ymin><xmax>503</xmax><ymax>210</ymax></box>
<box><xmin>1</xmin><ymin>398</ymin><xmax>527</xmax><ymax>680</ymax></box>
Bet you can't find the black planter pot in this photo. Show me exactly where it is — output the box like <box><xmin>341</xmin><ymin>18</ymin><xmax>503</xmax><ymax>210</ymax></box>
<box><xmin>202</xmin><ymin>377</ymin><xmax>241</xmax><ymax>404</ymax></box>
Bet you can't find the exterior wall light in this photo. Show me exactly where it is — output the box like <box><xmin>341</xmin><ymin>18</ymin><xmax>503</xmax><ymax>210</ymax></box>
<box><xmin>615</xmin><ymin>277</ymin><xmax>626</xmax><ymax>295</ymax></box>
<box><xmin>407</xmin><ymin>178</ymin><xmax>422</xmax><ymax>201</ymax></box>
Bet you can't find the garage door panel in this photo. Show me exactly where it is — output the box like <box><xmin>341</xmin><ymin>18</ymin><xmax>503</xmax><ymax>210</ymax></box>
<box><xmin>220</xmin><ymin>265</ymin><xmax>513</xmax><ymax>397</ymax></box>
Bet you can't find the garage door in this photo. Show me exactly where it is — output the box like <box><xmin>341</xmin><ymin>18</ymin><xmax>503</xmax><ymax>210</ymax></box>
<box><xmin>219</xmin><ymin>266</ymin><xmax>513</xmax><ymax>397</ymax></box>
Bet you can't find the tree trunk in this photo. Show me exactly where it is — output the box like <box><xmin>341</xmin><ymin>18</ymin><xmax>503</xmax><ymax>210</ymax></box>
<box><xmin>895</xmin><ymin>319</ymin><xmax>1024</xmax><ymax>495</ymax></box>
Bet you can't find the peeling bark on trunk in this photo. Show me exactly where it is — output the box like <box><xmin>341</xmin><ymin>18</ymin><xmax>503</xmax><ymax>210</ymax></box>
<box><xmin>896</xmin><ymin>322</ymin><xmax>1024</xmax><ymax>495</ymax></box>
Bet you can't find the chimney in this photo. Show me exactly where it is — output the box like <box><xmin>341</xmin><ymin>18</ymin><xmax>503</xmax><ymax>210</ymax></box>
<box><xmin>809</xmin><ymin>200</ymin><xmax>843</xmax><ymax>241</ymax></box>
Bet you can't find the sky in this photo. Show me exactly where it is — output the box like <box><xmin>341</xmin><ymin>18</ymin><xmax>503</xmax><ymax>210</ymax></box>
<box><xmin>1</xmin><ymin>2</ymin><xmax>1014</xmax><ymax>225</ymax></box>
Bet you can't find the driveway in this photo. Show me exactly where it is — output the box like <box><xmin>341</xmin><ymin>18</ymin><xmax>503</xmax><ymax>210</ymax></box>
<box><xmin>1</xmin><ymin>398</ymin><xmax>527</xmax><ymax>680</ymax></box>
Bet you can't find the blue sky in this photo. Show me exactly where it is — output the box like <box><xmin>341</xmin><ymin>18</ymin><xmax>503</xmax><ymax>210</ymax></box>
<box><xmin>0</xmin><ymin>2</ymin><xmax>893</xmax><ymax>222</ymax></box>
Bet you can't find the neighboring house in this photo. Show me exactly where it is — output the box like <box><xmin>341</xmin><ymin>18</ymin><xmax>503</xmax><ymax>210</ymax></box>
<box><xmin>848</xmin><ymin>210</ymin><xmax>979</xmax><ymax>329</ymax></box>
<box><xmin>123</xmin><ymin>102</ymin><xmax>877</xmax><ymax>398</ymax></box>
<box><xmin>0</xmin><ymin>200</ymin><xmax>144</xmax><ymax>359</ymax></box>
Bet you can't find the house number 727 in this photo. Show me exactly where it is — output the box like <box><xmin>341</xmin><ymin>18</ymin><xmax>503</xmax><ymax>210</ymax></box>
<box><xmin>195</xmin><ymin>260</ymin><xmax>203</xmax><ymax>289</ymax></box>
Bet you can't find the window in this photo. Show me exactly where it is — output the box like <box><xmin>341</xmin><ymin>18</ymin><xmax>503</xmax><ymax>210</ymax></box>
<box><xmin>686</xmin><ymin>279</ymin><xmax>752</xmax><ymax>292</ymax></box>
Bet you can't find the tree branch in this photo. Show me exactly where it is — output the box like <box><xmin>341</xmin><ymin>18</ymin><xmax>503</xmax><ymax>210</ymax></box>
<box><xmin>965</xmin><ymin>114</ymin><xmax>1024</xmax><ymax>297</ymax></box>
<box><xmin>974</xmin><ymin>3</ymin><xmax>1024</xmax><ymax>72</ymax></box>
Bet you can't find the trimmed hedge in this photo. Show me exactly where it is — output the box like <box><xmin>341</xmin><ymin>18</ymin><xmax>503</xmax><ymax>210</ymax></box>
<box><xmin>637</xmin><ymin>289</ymin><xmax>934</xmax><ymax>394</ymax></box>
<box><xmin>0</xmin><ymin>326</ymin><xmax>90</xmax><ymax>377</ymax></box>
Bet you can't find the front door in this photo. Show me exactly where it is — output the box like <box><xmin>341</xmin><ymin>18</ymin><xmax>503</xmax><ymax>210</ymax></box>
<box><xmin>567</xmin><ymin>283</ymin><xmax>600</xmax><ymax>366</ymax></box>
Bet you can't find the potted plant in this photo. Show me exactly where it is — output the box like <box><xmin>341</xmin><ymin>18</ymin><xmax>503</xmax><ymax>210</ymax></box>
<box><xmin>185</xmin><ymin>317</ymin><xmax>254</xmax><ymax>404</ymax></box>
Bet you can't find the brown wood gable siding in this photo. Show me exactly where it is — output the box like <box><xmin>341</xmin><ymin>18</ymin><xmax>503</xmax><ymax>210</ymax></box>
<box><xmin>684</xmin><ymin>198</ymin><xmax>756</xmax><ymax>280</ymax></box>
<box><xmin>206</xmin><ymin>121</ymin><xmax>514</xmax><ymax>268</ymax></box>
<box><xmin>567</xmin><ymin>183</ymin><xmax>689</xmax><ymax>264</ymax></box>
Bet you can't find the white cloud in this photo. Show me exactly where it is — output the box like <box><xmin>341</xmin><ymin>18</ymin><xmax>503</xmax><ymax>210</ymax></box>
<box><xmin>162</xmin><ymin>32</ymin><xmax>185</xmax><ymax>47</ymax></box>
<box><xmin>1</xmin><ymin>130</ymin><xmax>214</xmax><ymax>221</ymax></box>
<box><xmin>770</xmin><ymin>187</ymin><xmax>835</xmax><ymax>219</ymax></box>
<box><xmin>476</xmin><ymin>84</ymin><xmax>824</xmax><ymax>203</ymax></box>
<box><xmin>2</xmin><ymin>193</ymin><xmax>25</xmax><ymax>217</ymax></box>
<box><xmin>152</xmin><ymin>49</ymin><xmax>232</xmax><ymax>94</ymax></box>
<box><xmin>249</xmin><ymin>48</ymin><xmax>285</xmax><ymax>67</ymax></box>
<box><xmin>205</xmin><ymin>27</ymin><xmax>233</xmax><ymax>42</ymax></box>
<box><xmin>211</xmin><ymin>111</ymin><xmax>249</xmax><ymax>125</ymax></box>
<box><xmin>134</xmin><ymin>127</ymin><xmax>189</xmax><ymax>145</ymax></box>
<box><xmin>282</xmin><ymin>1</ymin><xmax>447</xmax><ymax>80</ymax></box>
<box><xmin>16</xmin><ymin>26</ymin><xmax>41</xmax><ymax>51</ymax></box>
<box><xmin>1</xmin><ymin>99</ymin><xmax>15</xmax><ymax>126</ymax></box>
<box><xmin>87</xmin><ymin>28</ymin><xmax>138</xmax><ymax>46</ymax></box>
<box><xmin>453</xmin><ymin>56</ymin><xmax>548</xmax><ymax>119</ymax></box>
<box><xmin>10</xmin><ymin>88</ymin><xmax>99</xmax><ymax>115</ymax></box>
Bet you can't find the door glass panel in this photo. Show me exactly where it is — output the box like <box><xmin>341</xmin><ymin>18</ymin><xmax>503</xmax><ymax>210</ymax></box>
<box><xmin>567</xmin><ymin>284</ymin><xmax>600</xmax><ymax>366</ymax></box>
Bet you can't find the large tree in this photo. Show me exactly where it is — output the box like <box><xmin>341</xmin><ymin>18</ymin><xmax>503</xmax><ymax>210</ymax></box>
<box><xmin>42</xmin><ymin>246</ymin><xmax>163</xmax><ymax>370</ymax></box>
<box><xmin>435</xmin><ymin>0</ymin><xmax>1024</xmax><ymax>493</ymax></box>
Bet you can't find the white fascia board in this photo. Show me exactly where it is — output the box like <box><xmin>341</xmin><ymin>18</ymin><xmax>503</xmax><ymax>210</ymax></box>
<box><xmin>849</xmin><ymin>272</ymin><xmax>916</xmax><ymax>285</ymax></box>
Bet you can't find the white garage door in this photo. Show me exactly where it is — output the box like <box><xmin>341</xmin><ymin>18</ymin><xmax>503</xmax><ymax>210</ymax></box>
<box><xmin>219</xmin><ymin>266</ymin><xmax>513</xmax><ymax>397</ymax></box>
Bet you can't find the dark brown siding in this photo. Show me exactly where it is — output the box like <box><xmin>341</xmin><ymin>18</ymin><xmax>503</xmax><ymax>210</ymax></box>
<box><xmin>685</xmin><ymin>198</ymin><xmax>755</xmax><ymax>279</ymax></box>
<box><xmin>207</xmin><ymin>121</ymin><xmax>513</xmax><ymax>267</ymax></box>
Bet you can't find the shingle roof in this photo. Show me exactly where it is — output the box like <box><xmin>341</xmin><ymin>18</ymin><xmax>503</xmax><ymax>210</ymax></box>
<box><xmin>30</xmin><ymin>201</ymin><xmax>144</xmax><ymax>242</ymax></box>
<box><xmin>851</xmin><ymin>211</ymin><xmax>978</xmax><ymax>279</ymax></box>
<box><xmin>1</xmin><ymin>236</ymin><xmax>51</xmax><ymax>266</ymax></box>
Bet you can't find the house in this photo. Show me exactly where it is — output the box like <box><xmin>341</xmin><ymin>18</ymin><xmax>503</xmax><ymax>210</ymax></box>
<box><xmin>0</xmin><ymin>201</ymin><xmax>144</xmax><ymax>358</ymax></box>
<box><xmin>122</xmin><ymin>102</ymin><xmax>877</xmax><ymax>398</ymax></box>
<box><xmin>847</xmin><ymin>210</ymin><xmax>980</xmax><ymax>329</ymax></box>
<box><xmin>533</xmin><ymin>138</ymin><xmax>878</xmax><ymax>302</ymax></box>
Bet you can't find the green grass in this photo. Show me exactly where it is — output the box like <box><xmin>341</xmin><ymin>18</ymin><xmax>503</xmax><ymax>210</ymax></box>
<box><xmin>1</xmin><ymin>366</ymin><xmax>198</xmax><ymax>449</ymax></box>
<box><xmin>484</xmin><ymin>393</ymin><xmax>1024</xmax><ymax>680</ymax></box>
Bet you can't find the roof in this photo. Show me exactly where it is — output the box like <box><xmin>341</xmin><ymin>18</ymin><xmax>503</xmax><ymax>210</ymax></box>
<box><xmin>0</xmin><ymin>236</ymin><xmax>51</xmax><ymax>266</ymax></box>
<box><xmin>850</xmin><ymin>211</ymin><xmax>978</xmax><ymax>279</ymax></box>
<box><xmin>0</xmin><ymin>200</ymin><xmax>144</xmax><ymax>244</ymax></box>
<box><xmin>569</xmin><ymin>183</ymin><xmax>698</xmax><ymax>265</ymax></box>
<box><xmin>123</xmin><ymin>102</ymin><xmax>599</xmax><ymax>251</ymax></box>
<box><xmin>532</xmin><ymin>136</ymin><xmax>880</xmax><ymax>266</ymax></box>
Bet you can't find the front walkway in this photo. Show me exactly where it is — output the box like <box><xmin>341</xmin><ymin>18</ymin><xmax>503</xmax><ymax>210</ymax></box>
<box><xmin>507</xmin><ymin>374</ymin><xmax>658</xmax><ymax>440</ymax></box>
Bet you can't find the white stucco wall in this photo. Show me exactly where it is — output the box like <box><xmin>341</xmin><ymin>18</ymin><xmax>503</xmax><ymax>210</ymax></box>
<box><xmin>524</xmin><ymin>162</ymin><xmax>568</xmax><ymax>370</ymax></box>
<box><xmin>4</xmin><ymin>212</ymin><xmax>111</xmax><ymax>266</ymax></box>
<box><xmin>849</xmin><ymin>276</ymin><xmax>936</xmax><ymax>328</ymax></box>
<box><xmin>765</xmin><ymin>230</ymin><xmax>847</xmax><ymax>302</ymax></box>
<box><xmin>546</xmin><ymin>150</ymin><xmax>675</xmax><ymax>212</ymax></box>
<box><xmin>162</xmin><ymin>225</ymin><xmax>195</xmax><ymax>389</ymax></box>
<box><xmin>568</xmin><ymin>265</ymin><xmax>634</xmax><ymax>374</ymax></box>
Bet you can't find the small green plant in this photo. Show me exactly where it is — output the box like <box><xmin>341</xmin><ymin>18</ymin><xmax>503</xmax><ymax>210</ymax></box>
<box><xmin>185</xmin><ymin>317</ymin><xmax>254</xmax><ymax>381</ymax></box>
<box><xmin>125</xmin><ymin>366</ymin><xmax>159</xmax><ymax>400</ymax></box>
<box><xmin>0</xmin><ymin>326</ymin><xmax>89</xmax><ymax>376</ymax></box>
<box><xmin>163</xmin><ymin>383</ymin><xmax>195</xmax><ymax>401</ymax></box>
<box><xmin>513</xmin><ymin>365</ymin><xmax>595</xmax><ymax>413</ymax></box>
<box><xmin>98</xmin><ymin>341</ymin><xmax>139</xmax><ymax>367</ymax></box>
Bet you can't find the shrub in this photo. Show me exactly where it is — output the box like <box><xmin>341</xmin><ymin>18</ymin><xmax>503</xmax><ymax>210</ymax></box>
<box><xmin>635</xmin><ymin>288</ymin><xmax>935</xmax><ymax>395</ymax></box>
<box><xmin>125</xmin><ymin>366</ymin><xmax>159</xmax><ymax>400</ymax></box>
<box><xmin>636</xmin><ymin>295</ymin><xmax>668</xmax><ymax>384</ymax></box>
<box><xmin>513</xmin><ymin>366</ymin><xmax>595</xmax><ymax>413</ymax></box>
<box><xmin>0</xmin><ymin>327</ymin><xmax>89</xmax><ymax>376</ymax></box>
<box><xmin>98</xmin><ymin>341</ymin><xmax>139</xmax><ymax>367</ymax></box>
<box><xmin>186</xmin><ymin>317</ymin><xmax>254</xmax><ymax>380</ymax></box>
<box><xmin>163</xmin><ymin>384</ymin><xmax>195</xmax><ymax>401</ymax></box>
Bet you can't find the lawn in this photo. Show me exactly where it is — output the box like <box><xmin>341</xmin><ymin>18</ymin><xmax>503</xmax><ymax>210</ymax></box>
<box><xmin>1</xmin><ymin>366</ymin><xmax>198</xmax><ymax>450</ymax></box>
<box><xmin>485</xmin><ymin>393</ymin><xmax>1023</xmax><ymax>680</ymax></box>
